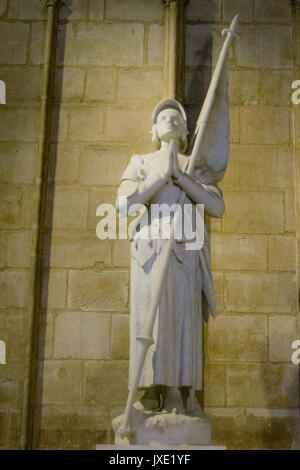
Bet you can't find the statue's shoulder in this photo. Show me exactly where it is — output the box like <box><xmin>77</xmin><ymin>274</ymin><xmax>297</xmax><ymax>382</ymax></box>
<box><xmin>121</xmin><ymin>152</ymin><xmax>157</xmax><ymax>182</ymax></box>
<box><xmin>137</xmin><ymin>151</ymin><xmax>159</xmax><ymax>161</ymax></box>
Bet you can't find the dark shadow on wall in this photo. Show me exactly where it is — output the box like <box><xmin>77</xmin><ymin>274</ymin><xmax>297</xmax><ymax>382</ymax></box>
<box><xmin>184</xmin><ymin>17</ymin><xmax>214</xmax><ymax>411</ymax></box>
<box><xmin>28</xmin><ymin>0</ymin><xmax>71</xmax><ymax>450</ymax></box>
<box><xmin>259</xmin><ymin>349</ymin><xmax>298</xmax><ymax>450</ymax></box>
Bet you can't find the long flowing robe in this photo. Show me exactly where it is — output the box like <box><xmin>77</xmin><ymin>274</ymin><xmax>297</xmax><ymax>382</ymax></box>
<box><xmin>119</xmin><ymin>151</ymin><xmax>223</xmax><ymax>390</ymax></box>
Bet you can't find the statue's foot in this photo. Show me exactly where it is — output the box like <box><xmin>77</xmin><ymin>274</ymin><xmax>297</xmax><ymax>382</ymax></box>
<box><xmin>161</xmin><ymin>387</ymin><xmax>185</xmax><ymax>414</ymax></box>
<box><xmin>137</xmin><ymin>386</ymin><xmax>163</xmax><ymax>412</ymax></box>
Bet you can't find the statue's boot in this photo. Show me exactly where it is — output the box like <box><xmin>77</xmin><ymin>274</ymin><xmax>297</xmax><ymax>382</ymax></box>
<box><xmin>135</xmin><ymin>386</ymin><xmax>162</xmax><ymax>412</ymax></box>
<box><xmin>161</xmin><ymin>387</ymin><xmax>185</xmax><ymax>414</ymax></box>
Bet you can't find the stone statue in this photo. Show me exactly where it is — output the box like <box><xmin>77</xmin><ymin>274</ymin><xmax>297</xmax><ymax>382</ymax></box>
<box><xmin>117</xmin><ymin>98</ymin><xmax>224</xmax><ymax>407</ymax></box>
<box><xmin>113</xmin><ymin>15</ymin><xmax>239</xmax><ymax>446</ymax></box>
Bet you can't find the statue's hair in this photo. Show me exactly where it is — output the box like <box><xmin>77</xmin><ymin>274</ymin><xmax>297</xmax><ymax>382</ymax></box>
<box><xmin>151</xmin><ymin>112</ymin><xmax>189</xmax><ymax>153</ymax></box>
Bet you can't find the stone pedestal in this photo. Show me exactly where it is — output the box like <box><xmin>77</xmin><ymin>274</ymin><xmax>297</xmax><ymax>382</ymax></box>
<box><xmin>112</xmin><ymin>406</ymin><xmax>211</xmax><ymax>446</ymax></box>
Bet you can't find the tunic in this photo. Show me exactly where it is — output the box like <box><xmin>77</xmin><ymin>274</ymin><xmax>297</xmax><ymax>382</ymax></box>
<box><xmin>119</xmin><ymin>151</ymin><xmax>222</xmax><ymax>391</ymax></box>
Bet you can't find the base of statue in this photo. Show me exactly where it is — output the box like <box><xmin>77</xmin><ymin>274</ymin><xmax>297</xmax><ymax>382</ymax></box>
<box><xmin>112</xmin><ymin>406</ymin><xmax>211</xmax><ymax>446</ymax></box>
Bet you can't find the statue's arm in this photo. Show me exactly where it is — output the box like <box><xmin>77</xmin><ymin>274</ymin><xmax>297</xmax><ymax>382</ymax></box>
<box><xmin>116</xmin><ymin>153</ymin><xmax>172</xmax><ymax>215</ymax></box>
<box><xmin>116</xmin><ymin>173</ymin><xmax>167</xmax><ymax>215</ymax></box>
<box><xmin>174</xmin><ymin>172</ymin><xmax>225</xmax><ymax>218</ymax></box>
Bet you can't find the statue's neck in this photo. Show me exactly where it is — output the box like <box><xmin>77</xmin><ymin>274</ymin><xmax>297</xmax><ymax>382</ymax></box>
<box><xmin>160</xmin><ymin>140</ymin><xmax>180</xmax><ymax>153</ymax></box>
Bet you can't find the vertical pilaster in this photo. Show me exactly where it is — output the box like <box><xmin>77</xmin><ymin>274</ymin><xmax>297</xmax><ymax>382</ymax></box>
<box><xmin>162</xmin><ymin>0</ymin><xmax>189</xmax><ymax>100</ymax></box>
<box><xmin>22</xmin><ymin>0</ymin><xmax>61</xmax><ymax>450</ymax></box>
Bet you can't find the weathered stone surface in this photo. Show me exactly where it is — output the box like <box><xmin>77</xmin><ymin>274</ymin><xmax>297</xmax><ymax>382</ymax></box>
<box><xmin>60</xmin><ymin>0</ymin><xmax>88</xmax><ymax>20</ymax></box>
<box><xmin>204</xmin><ymin>364</ymin><xmax>226</xmax><ymax>407</ymax></box>
<box><xmin>227</xmin><ymin>364</ymin><xmax>298</xmax><ymax>408</ymax></box>
<box><xmin>261</xmin><ymin>26</ymin><xmax>292</xmax><ymax>69</ymax></box>
<box><xmin>0</xmin><ymin>313</ymin><xmax>24</xmax><ymax>360</ymax></box>
<box><xmin>30</xmin><ymin>22</ymin><xmax>46</xmax><ymax>64</ymax></box>
<box><xmin>225</xmin><ymin>272</ymin><xmax>297</xmax><ymax>314</ymax></box>
<box><xmin>212</xmin><ymin>272</ymin><xmax>224</xmax><ymax>313</ymax></box>
<box><xmin>68</xmin><ymin>108</ymin><xmax>104</xmax><ymax>142</ymax></box>
<box><xmin>185</xmin><ymin>69</ymin><xmax>212</xmax><ymax>105</ymax></box>
<box><xmin>187</xmin><ymin>0</ymin><xmax>221</xmax><ymax>21</ymax></box>
<box><xmin>105</xmin><ymin>105</ymin><xmax>153</xmax><ymax>142</ymax></box>
<box><xmin>223</xmin><ymin>0</ymin><xmax>253</xmax><ymax>22</ymax></box>
<box><xmin>207</xmin><ymin>315</ymin><xmax>268</xmax><ymax>361</ymax></box>
<box><xmin>0</xmin><ymin>361</ymin><xmax>23</xmax><ymax>407</ymax></box>
<box><xmin>236</xmin><ymin>26</ymin><xmax>260</xmax><ymax>68</ymax></box>
<box><xmin>211</xmin><ymin>234</ymin><xmax>267</xmax><ymax>270</ymax></box>
<box><xmin>0</xmin><ymin>186</ymin><xmax>34</xmax><ymax>228</ymax></box>
<box><xmin>268</xmin><ymin>237</ymin><xmax>296</xmax><ymax>271</ymax></box>
<box><xmin>148</xmin><ymin>24</ymin><xmax>164</xmax><ymax>66</ymax></box>
<box><xmin>241</xmin><ymin>107</ymin><xmax>290</xmax><ymax>145</ymax></box>
<box><xmin>51</xmin><ymin>107</ymin><xmax>69</xmax><ymax>143</ymax></box>
<box><xmin>186</xmin><ymin>25</ymin><xmax>223</xmax><ymax>67</ymax></box>
<box><xmin>0</xmin><ymin>23</ymin><xmax>29</xmax><ymax>64</ymax></box>
<box><xmin>43</xmin><ymin>269</ymin><xmax>67</xmax><ymax>310</ymax></box>
<box><xmin>40</xmin><ymin>429</ymin><xmax>108</xmax><ymax>450</ymax></box>
<box><xmin>118</xmin><ymin>69</ymin><xmax>162</xmax><ymax>102</ymax></box>
<box><xmin>42</xmin><ymin>360</ymin><xmax>82</xmax><ymax>404</ymax></box>
<box><xmin>49</xmin><ymin>144</ymin><xmax>80</xmax><ymax>184</ymax></box>
<box><xmin>0</xmin><ymin>108</ymin><xmax>38</xmax><ymax>142</ymax></box>
<box><xmin>88</xmin><ymin>187</ymin><xmax>117</xmax><ymax>230</ymax></box>
<box><xmin>41</xmin><ymin>404</ymin><xmax>109</xmax><ymax>432</ymax></box>
<box><xmin>0</xmin><ymin>66</ymin><xmax>41</xmax><ymax>103</ymax></box>
<box><xmin>52</xmin><ymin>188</ymin><xmax>88</xmax><ymax>230</ymax></box>
<box><xmin>113</xmin><ymin>240</ymin><xmax>131</xmax><ymax>267</ymax></box>
<box><xmin>229</xmin><ymin>71</ymin><xmax>259</xmax><ymax>106</ymax></box>
<box><xmin>284</xmin><ymin>190</ymin><xmax>296</xmax><ymax>233</ymax></box>
<box><xmin>54</xmin><ymin>312</ymin><xmax>111</xmax><ymax>359</ymax></box>
<box><xmin>0</xmin><ymin>412</ymin><xmax>8</xmax><ymax>447</ymax></box>
<box><xmin>54</xmin><ymin>67</ymin><xmax>85</xmax><ymax>102</ymax></box>
<box><xmin>38</xmin><ymin>312</ymin><xmax>54</xmax><ymax>360</ymax></box>
<box><xmin>111</xmin><ymin>314</ymin><xmax>130</xmax><ymax>359</ymax></box>
<box><xmin>222</xmin><ymin>191</ymin><xmax>284</xmax><ymax>234</ymax></box>
<box><xmin>89</xmin><ymin>0</ymin><xmax>104</xmax><ymax>20</ymax></box>
<box><xmin>0</xmin><ymin>143</ymin><xmax>36</xmax><ymax>184</ymax></box>
<box><xmin>84</xmin><ymin>361</ymin><xmax>129</xmax><ymax>405</ymax></box>
<box><xmin>6</xmin><ymin>231</ymin><xmax>31</xmax><ymax>268</ymax></box>
<box><xmin>8</xmin><ymin>0</ymin><xmax>45</xmax><ymax>19</ymax></box>
<box><xmin>107</xmin><ymin>0</ymin><xmax>163</xmax><ymax>21</ymax></box>
<box><xmin>209</xmin><ymin>217</ymin><xmax>222</xmax><ymax>233</ymax></box>
<box><xmin>230</xmin><ymin>106</ymin><xmax>240</xmax><ymax>143</ymax></box>
<box><xmin>50</xmin><ymin>234</ymin><xmax>111</xmax><ymax>268</ymax></box>
<box><xmin>207</xmin><ymin>408</ymin><xmax>296</xmax><ymax>450</ymax></box>
<box><xmin>68</xmin><ymin>269</ymin><xmax>128</xmax><ymax>312</ymax></box>
<box><xmin>269</xmin><ymin>316</ymin><xmax>298</xmax><ymax>362</ymax></box>
<box><xmin>78</xmin><ymin>146</ymin><xmax>128</xmax><ymax>186</ymax></box>
<box><xmin>223</xmin><ymin>145</ymin><xmax>293</xmax><ymax>190</ymax></box>
<box><xmin>0</xmin><ymin>232</ymin><xmax>6</xmax><ymax>268</ymax></box>
<box><xmin>0</xmin><ymin>270</ymin><xmax>28</xmax><ymax>308</ymax></box>
<box><xmin>261</xmin><ymin>71</ymin><xmax>292</xmax><ymax>106</ymax></box>
<box><xmin>254</xmin><ymin>0</ymin><xmax>291</xmax><ymax>22</ymax></box>
<box><xmin>57</xmin><ymin>23</ymin><xmax>144</xmax><ymax>67</ymax></box>
<box><xmin>85</xmin><ymin>68</ymin><xmax>117</xmax><ymax>102</ymax></box>
<box><xmin>294</xmin><ymin>106</ymin><xmax>300</xmax><ymax>146</ymax></box>
<box><xmin>0</xmin><ymin>0</ymin><xmax>7</xmax><ymax>16</ymax></box>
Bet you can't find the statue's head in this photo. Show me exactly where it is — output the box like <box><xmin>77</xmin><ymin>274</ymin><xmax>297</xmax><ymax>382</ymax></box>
<box><xmin>151</xmin><ymin>98</ymin><xmax>189</xmax><ymax>152</ymax></box>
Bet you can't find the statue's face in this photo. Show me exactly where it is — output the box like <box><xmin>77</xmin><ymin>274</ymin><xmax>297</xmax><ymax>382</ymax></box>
<box><xmin>156</xmin><ymin>108</ymin><xmax>185</xmax><ymax>143</ymax></box>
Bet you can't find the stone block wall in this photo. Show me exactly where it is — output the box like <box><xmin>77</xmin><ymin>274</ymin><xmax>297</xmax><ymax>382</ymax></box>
<box><xmin>38</xmin><ymin>0</ymin><xmax>165</xmax><ymax>450</ymax></box>
<box><xmin>0</xmin><ymin>0</ymin><xmax>299</xmax><ymax>450</ymax></box>
<box><xmin>0</xmin><ymin>0</ymin><xmax>47</xmax><ymax>449</ymax></box>
<box><xmin>185</xmin><ymin>0</ymin><xmax>299</xmax><ymax>449</ymax></box>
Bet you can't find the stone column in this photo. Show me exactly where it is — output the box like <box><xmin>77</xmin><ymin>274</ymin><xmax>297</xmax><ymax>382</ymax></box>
<box><xmin>22</xmin><ymin>0</ymin><xmax>61</xmax><ymax>450</ymax></box>
<box><xmin>162</xmin><ymin>0</ymin><xmax>189</xmax><ymax>100</ymax></box>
